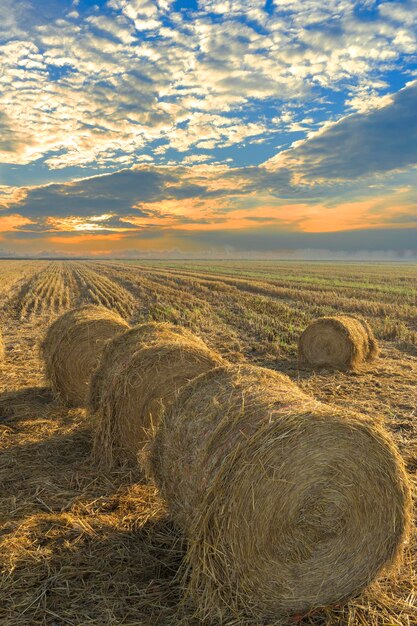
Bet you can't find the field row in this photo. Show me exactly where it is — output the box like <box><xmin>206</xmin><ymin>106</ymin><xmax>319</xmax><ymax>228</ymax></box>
<box><xmin>0</xmin><ymin>261</ymin><xmax>49</xmax><ymax>299</ymax></box>
<box><xmin>1</xmin><ymin>261</ymin><xmax>416</xmax><ymax>360</ymax></box>
<box><xmin>132</xmin><ymin>260</ymin><xmax>417</xmax><ymax>299</ymax></box>
<box><xmin>99</xmin><ymin>261</ymin><xmax>417</xmax><ymax>359</ymax></box>
<box><xmin>2</xmin><ymin>262</ymin><xmax>135</xmax><ymax>321</ymax></box>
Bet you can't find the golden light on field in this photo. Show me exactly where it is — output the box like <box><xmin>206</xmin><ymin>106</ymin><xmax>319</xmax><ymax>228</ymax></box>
<box><xmin>1</xmin><ymin>0</ymin><xmax>417</xmax><ymax>617</ymax></box>
<box><xmin>0</xmin><ymin>260</ymin><xmax>415</xmax><ymax>625</ymax></box>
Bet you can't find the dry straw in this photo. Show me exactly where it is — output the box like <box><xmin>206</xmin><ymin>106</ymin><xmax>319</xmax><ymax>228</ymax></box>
<box><xmin>298</xmin><ymin>315</ymin><xmax>379</xmax><ymax>370</ymax></box>
<box><xmin>90</xmin><ymin>323</ymin><xmax>223</xmax><ymax>466</ymax></box>
<box><xmin>0</xmin><ymin>329</ymin><xmax>5</xmax><ymax>362</ymax></box>
<box><xmin>42</xmin><ymin>305</ymin><xmax>129</xmax><ymax>407</ymax></box>
<box><xmin>88</xmin><ymin>322</ymin><xmax>206</xmax><ymax>414</ymax></box>
<box><xmin>152</xmin><ymin>364</ymin><xmax>411</xmax><ymax>623</ymax></box>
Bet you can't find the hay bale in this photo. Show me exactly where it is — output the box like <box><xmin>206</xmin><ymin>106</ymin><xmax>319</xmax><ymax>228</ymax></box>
<box><xmin>91</xmin><ymin>333</ymin><xmax>223</xmax><ymax>466</ymax></box>
<box><xmin>151</xmin><ymin>364</ymin><xmax>411</xmax><ymax>622</ymax></box>
<box><xmin>88</xmin><ymin>322</ymin><xmax>206</xmax><ymax>414</ymax></box>
<box><xmin>298</xmin><ymin>315</ymin><xmax>379</xmax><ymax>370</ymax></box>
<box><xmin>42</xmin><ymin>305</ymin><xmax>129</xmax><ymax>407</ymax></box>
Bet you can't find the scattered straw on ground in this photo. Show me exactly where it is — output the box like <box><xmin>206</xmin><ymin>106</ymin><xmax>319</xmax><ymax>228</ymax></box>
<box><xmin>0</xmin><ymin>329</ymin><xmax>4</xmax><ymax>362</ymax></box>
<box><xmin>0</xmin><ymin>261</ymin><xmax>415</xmax><ymax>626</ymax></box>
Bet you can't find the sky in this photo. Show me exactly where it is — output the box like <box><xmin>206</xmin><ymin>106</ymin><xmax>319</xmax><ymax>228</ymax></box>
<box><xmin>0</xmin><ymin>0</ymin><xmax>416</xmax><ymax>259</ymax></box>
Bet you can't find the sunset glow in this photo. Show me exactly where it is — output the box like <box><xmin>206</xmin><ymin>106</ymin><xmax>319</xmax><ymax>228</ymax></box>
<box><xmin>0</xmin><ymin>1</ymin><xmax>416</xmax><ymax>258</ymax></box>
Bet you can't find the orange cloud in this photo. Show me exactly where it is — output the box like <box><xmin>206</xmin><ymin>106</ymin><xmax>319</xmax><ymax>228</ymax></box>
<box><xmin>0</xmin><ymin>214</ymin><xmax>33</xmax><ymax>231</ymax></box>
<box><xmin>133</xmin><ymin>189</ymin><xmax>417</xmax><ymax>234</ymax></box>
<box><xmin>44</xmin><ymin>229</ymin><xmax>200</xmax><ymax>255</ymax></box>
<box><xmin>48</xmin><ymin>233</ymin><xmax>125</xmax><ymax>244</ymax></box>
<box><xmin>296</xmin><ymin>199</ymin><xmax>417</xmax><ymax>233</ymax></box>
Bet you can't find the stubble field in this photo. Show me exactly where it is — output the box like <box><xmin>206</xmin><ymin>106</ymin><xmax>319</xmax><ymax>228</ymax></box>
<box><xmin>0</xmin><ymin>259</ymin><xmax>416</xmax><ymax>625</ymax></box>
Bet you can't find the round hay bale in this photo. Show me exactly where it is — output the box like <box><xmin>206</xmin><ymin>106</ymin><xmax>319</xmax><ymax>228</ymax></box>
<box><xmin>91</xmin><ymin>335</ymin><xmax>223</xmax><ymax>466</ymax></box>
<box><xmin>88</xmin><ymin>322</ymin><xmax>206</xmax><ymax>414</ymax></box>
<box><xmin>298</xmin><ymin>315</ymin><xmax>379</xmax><ymax>370</ymax></box>
<box><xmin>151</xmin><ymin>364</ymin><xmax>411</xmax><ymax>622</ymax></box>
<box><xmin>42</xmin><ymin>305</ymin><xmax>129</xmax><ymax>407</ymax></box>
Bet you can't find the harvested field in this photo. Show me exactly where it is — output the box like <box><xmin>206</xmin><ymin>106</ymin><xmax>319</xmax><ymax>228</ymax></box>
<box><xmin>13</xmin><ymin>263</ymin><xmax>78</xmax><ymax>320</ymax></box>
<box><xmin>0</xmin><ymin>261</ymin><xmax>47</xmax><ymax>300</ymax></box>
<box><xmin>71</xmin><ymin>262</ymin><xmax>136</xmax><ymax>319</ymax></box>
<box><xmin>0</xmin><ymin>259</ymin><xmax>416</xmax><ymax>626</ymax></box>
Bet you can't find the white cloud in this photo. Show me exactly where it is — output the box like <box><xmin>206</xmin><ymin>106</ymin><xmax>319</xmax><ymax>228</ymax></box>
<box><xmin>265</xmin><ymin>80</ymin><xmax>417</xmax><ymax>182</ymax></box>
<box><xmin>181</xmin><ymin>154</ymin><xmax>212</xmax><ymax>164</ymax></box>
<box><xmin>0</xmin><ymin>0</ymin><xmax>416</xmax><ymax>170</ymax></box>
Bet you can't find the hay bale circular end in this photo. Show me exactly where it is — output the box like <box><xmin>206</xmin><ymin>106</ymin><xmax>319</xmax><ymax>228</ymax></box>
<box><xmin>298</xmin><ymin>315</ymin><xmax>379</xmax><ymax>370</ymax></box>
<box><xmin>91</xmin><ymin>330</ymin><xmax>223</xmax><ymax>466</ymax></box>
<box><xmin>42</xmin><ymin>305</ymin><xmax>129</xmax><ymax>407</ymax></box>
<box><xmin>152</xmin><ymin>364</ymin><xmax>411</xmax><ymax>622</ymax></box>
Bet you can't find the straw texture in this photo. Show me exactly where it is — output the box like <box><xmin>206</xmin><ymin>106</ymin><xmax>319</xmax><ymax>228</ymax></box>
<box><xmin>298</xmin><ymin>315</ymin><xmax>379</xmax><ymax>370</ymax></box>
<box><xmin>42</xmin><ymin>305</ymin><xmax>129</xmax><ymax>407</ymax></box>
<box><xmin>91</xmin><ymin>328</ymin><xmax>223</xmax><ymax>466</ymax></box>
<box><xmin>88</xmin><ymin>322</ymin><xmax>206</xmax><ymax>413</ymax></box>
<box><xmin>152</xmin><ymin>364</ymin><xmax>411</xmax><ymax>622</ymax></box>
<box><xmin>0</xmin><ymin>329</ymin><xmax>5</xmax><ymax>362</ymax></box>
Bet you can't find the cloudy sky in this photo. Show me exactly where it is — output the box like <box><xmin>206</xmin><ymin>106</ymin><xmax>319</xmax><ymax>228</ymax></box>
<box><xmin>0</xmin><ymin>0</ymin><xmax>416</xmax><ymax>258</ymax></box>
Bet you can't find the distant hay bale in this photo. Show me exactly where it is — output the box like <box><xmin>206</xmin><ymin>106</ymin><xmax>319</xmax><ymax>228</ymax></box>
<box><xmin>298</xmin><ymin>315</ymin><xmax>379</xmax><ymax>370</ymax></box>
<box><xmin>151</xmin><ymin>364</ymin><xmax>411</xmax><ymax>622</ymax></box>
<box><xmin>88</xmin><ymin>322</ymin><xmax>206</xmax><ymax>414</ymax></box>
<box><xmin>42</xmin><ymin>305</ymin><xmax>129</xmax><ymax>407</ymax></box>
<box><xmin>91</xmin><ymin>330</ymin><xmax>223</xmax><ymax>466</ymax></box>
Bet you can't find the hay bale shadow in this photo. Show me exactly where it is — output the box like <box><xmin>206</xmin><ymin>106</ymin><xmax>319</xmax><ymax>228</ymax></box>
<box><xmin>269</xmin><ymin>357</ymin><xmax>321</xmax><ymax>382</ymax></box>
<box><xmin>0</xmin><ymin>509</ymin><xmax>190</xmax><ymax>625</ymax></box>
<box><xmin>0</xmin><ymin>386</ymin><xmax>54</xmax><ymax>421</ymax></box>
<box><xmin>1</xmin><ymin>397</ymin><xmax>179</xmax><ymax>623</ymax></box>
<box><xmin>0</xmin><ymin>424</ymin><xmax>146</xmax><ymax>513</ymax></box>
